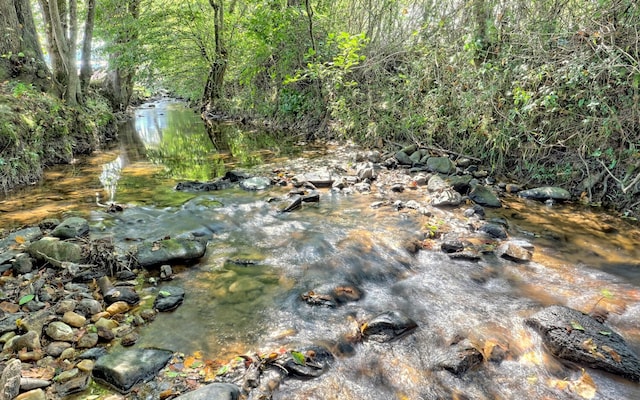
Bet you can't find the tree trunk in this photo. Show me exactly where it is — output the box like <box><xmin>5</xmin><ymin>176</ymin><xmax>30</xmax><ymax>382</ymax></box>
<box><xmin>0</xmin><ymin>0</ymin><xmax>49</xmax><ymax>85</ymax></box>
<box><xmin>203</xmin><ymin>0</ymin><xmax>228</xmax><ymax>111</ymax></box>
<box><xmin>80</xmin><ymin>0</ymin><xmax>96</xmax><ymax>94</ymax></box>
<box><xmin>103</xmin><ymin>0</ymin><xmax>140</xmax><ymax>111</ymax></box>
<box><xmin>38</xmin><ymin>0</ymin><xmax>81</xmax><ymax>104</ymax></box>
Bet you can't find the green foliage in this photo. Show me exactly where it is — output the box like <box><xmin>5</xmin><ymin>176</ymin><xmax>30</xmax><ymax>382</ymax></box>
<box><xmin>18</xmin><ymin>294</ymin><xmax>35</xmax><ymax>305</ymax></box>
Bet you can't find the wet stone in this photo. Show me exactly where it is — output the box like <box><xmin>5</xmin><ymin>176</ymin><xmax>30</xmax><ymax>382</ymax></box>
<box><xmin>104</xmin><ymin>286</ymin><xmax>140</xmax><ymax>306</ymax></box>
<box><xmin>479</xmin><ymin>223</ymin><xmax>507</xmax><ymax>239</ymax></box>
<box><xmin>92</xmin><ymin>348</ymin><xmax>173</xmax><ymax>393</ymax></box>
<box><xmin>173</xmin><ymin>382</ymin><xmax>240</xmax><ymax>400</ymax></box>
<box><xmin>431</xmin><ymin>189</ymin><xmax>462</xmax><ymax>207</ymax></box>
<box><xmin>395</xmin><ymin>150</ymin><xmax>414</xmax><ymax>166</ymax></box>
<box><xmin>519</xmin><ymin>186</ymin><xmax>571</xmax><ymax>201</ymax></box>
<box><xmin>50</xmin><ymin>217</ymin><xmax>89</xmax><ymax>239</ymax></box>
<box><xmin>153</xmin><ymin>286</ymin><xmax>185</xmax><ymax>312</ymax></box>
<box><xmin>361</xmin><ymin>310</ymin><xmax>418</xmax><ymax>343</ymax></box>
<box><xmin>121</xmin><ymin>332</ymin><xmax>139</xmax><ymax>347</ymax></box>
<box><xmin>160</xmin><ymin>264</ymin><xmax>173</xmax><ymax>280</ymax></box>
<box><xmin>526</xmin><ymin>305</ymin><xmax>640</xmax><ymax>382</ymax></box>
<box><xmin>497</xmin><ymin>241</ymin><xmax>533</xmax><ymax>262</ymax></box>
<box><xmin>284</xmin><ymin>345</ymin><xmax>335</xmax><ymax>378</ymax></box>
<box><xmin>441</xmin><ymin>240</ymin><xmax>464</xmax><ymax>253</ymax></box>
<box><xmin>280</xmin><ymin>195</ymin><xmax>302</xmax><ymax>212</ymax></box>
<box><xmin>135</xmin><ymin>237</ymin><xmax>207</xmax><ymax>268</ymax></box>
<box><xmin>240</xmin><ymin>177</ymin><xmax>272</xmax><ymax>191</ymax></box>
<box><xmin>436</xmin><ymin>339</ymin><xmax>484</xmax><ymax>375</ymax></box>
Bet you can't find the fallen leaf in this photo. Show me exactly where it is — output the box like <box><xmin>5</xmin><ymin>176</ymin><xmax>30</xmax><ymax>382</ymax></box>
<box><xmin>291</xmin><ymin>350</ymin><xmax>306</xmax><ymax>366</ymax></box>
<box><xmin>14</xmin><ymin>236</ymin><xmax>26</xmax><ymax>244</ymax></box>
<box><xmin>151</xmin><ymin>242</ymin><xmax>162</xmax><ymax>251</ymax></box>
<box><xmin>184</xmin><ymin>356</ymin><xmax>196</xmax><ymax>368</ymax></box>
<box><xmin>601</xmin><ymin>345</ymin><xmax>622</xmax><ymax>362</ymax></box>
<box><xmin>571</xmin><ymin>321</ymin><xmax>585</xmax><ymax>331</ymax></box>
<box><xmin>574</xmin><ymin>370</ymin><xmax>597</xmax><ymax>399</ymax></box>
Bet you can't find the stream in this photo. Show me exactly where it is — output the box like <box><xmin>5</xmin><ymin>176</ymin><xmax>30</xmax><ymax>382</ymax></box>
<box><xmin>1</xmin><ymin>99</ymin><xmax>639</xmax><ymax>399</ymax></box>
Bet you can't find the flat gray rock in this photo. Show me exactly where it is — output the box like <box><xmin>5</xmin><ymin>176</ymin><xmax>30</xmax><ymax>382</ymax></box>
<box><xmin>526</xmin><ymin>305</ymin><xmax>640</xmax><ymax>382</ymax></box>
<box><xmin>173</xmin><ymin>383</ymin><xmax>240</xmax><ymax>400</ymax></box>
<box><xmin>50</xmin><ymin>217</ymin><xmax>89</xmax><ymax>239</ymax></box>
<box><xmin>92</xmin><ymin>348</ymin><xmax>173</xmax><ymax>393</ymax></box>
<box><xmin>135</xmin><ymin>238</ymin><xmax>206</xmax><ymax>267</ymax></box>
<box><xmin>28</xmin><ymin>238</ymin><xmax>83</xmax><ymax>265</ymax></box>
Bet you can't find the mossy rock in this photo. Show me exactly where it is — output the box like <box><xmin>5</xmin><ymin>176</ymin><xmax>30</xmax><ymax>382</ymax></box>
<box><xmin>28</xmin><ymin>238</ymin><xmax>83</xmax><ymax>265</ymax></box>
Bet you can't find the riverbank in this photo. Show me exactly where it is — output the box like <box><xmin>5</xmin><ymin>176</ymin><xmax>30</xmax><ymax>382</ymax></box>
<box><xmin>0</xmin><ymin>82</ymin><xmax>116</xmax><ymax>194</ymax></box>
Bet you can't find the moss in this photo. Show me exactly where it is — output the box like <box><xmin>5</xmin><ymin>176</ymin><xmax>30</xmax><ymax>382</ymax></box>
<box><xmin>0</xmin><ymin>81</ymin><xmax>115</xmax><ymax>193</ymax></box>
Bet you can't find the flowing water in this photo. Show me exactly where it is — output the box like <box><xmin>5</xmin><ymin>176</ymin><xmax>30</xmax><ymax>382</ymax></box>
<box><xmin>1</xmin><ymin>99</ymin><xmax>640</xmax><ymax>399</ymax></box>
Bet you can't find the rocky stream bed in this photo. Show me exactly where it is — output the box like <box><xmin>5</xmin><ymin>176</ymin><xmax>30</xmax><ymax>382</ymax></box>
<box><xmin>0</xmin><ymin>143</ymin><xmax>639</xmax><ymax>400</ymax></box>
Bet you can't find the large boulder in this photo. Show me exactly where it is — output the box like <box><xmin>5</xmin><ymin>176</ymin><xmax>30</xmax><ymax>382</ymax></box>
<box><xmin>135</xmin><ymin>238</ymin><xmax>207</xmax><ymax>267</ymax></box>
<box><xmin>28</xmin><ymin>238</ymin><xmax>83</xmax><ymax>265</ymax></box>
<box><xmin>526</xmin><ymin>305</ymin><xmax>640</xmax><ymax>382</ymax></box>
<box><xmin>519</xmin><ymin>186</ymin><xmax>571</xmax><ymax>201</ymax></box>
<box><xmin>92</xmin><ymin>348</ymin><xmax>173</xmax><ymax>393</ymax></box>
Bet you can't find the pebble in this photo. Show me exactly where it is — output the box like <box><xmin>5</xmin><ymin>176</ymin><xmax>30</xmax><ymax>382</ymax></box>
<box><xmin>45</xmin><ymin>321</ymin><xmax>75</xmax><ymax>342</ymax></box>
<box><xmin>62</xmin><ymin>311</ymin><xmax>86</xmax><ymax>328</ymax></box>
<box><xmin>106</xmin><ymin>301</ymin><xmax>130</xmax><ymax>316</ymax></box>
<box><xmin>15</xmin><ymin>389</ymin><xmax>46</xmax><ymax>400</ymax></box>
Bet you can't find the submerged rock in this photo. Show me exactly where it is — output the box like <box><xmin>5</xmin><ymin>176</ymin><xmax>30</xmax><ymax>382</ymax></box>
<box><xmin>431</xmin><ymin>189</ymin><xmax>462</xmax><ymax>207</ymax></box>
<box><xmin>519</xmin><ymin>186</ymin><xmax>571</xmax><ymax>201</ymax></box>
<box><xmin>153</xmin><ymin>286</ymin><xmax>185</xmax><ymax>312</ymax></box>
<box><xmin>240</xmin><ymin>177</ymin><xmax>272</xmax><ymax>191</ymax></box>
<box><xmin>173</xmin><ymin>382</ymin><xmax>240</xmax><ymax>400</ymax></box>
<box><xmin>176</xmin><ymin>180</ymin><xmax>233</xmax><ymax>192</ymax></box>
<box><xmin>436</xmin><ymin>339</ymin><xmax>484</xmax><ymax>375</ymax></box>
<box><xmin>361</xmin><ymin>310</ymin><xmax>418</xmax><ymax>343</ymax></box>
<box><xmin>135</xmin><ymin>237</ymin><xmax>207</xmax><ymax>267</ymax></box>
<box><xmin>92</xmin><ymin>348</ymin><xmax>173</xmax><ymax>393</ymax></box>
<box><xmin>283</xmin><ymin>345</ymin><xmax>335</xmax><ymax>378</ymax></box>
<box><xmin>526</xmin><ymin>305</ymin><xmax>640</xmax><ymax>382</ymax></box>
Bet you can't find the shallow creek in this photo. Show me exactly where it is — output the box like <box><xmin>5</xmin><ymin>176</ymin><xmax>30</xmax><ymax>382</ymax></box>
<box><xmin>1</xmin><ymin>100</ymin><xmax>639</xmax><ymax>399</ymax></box>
